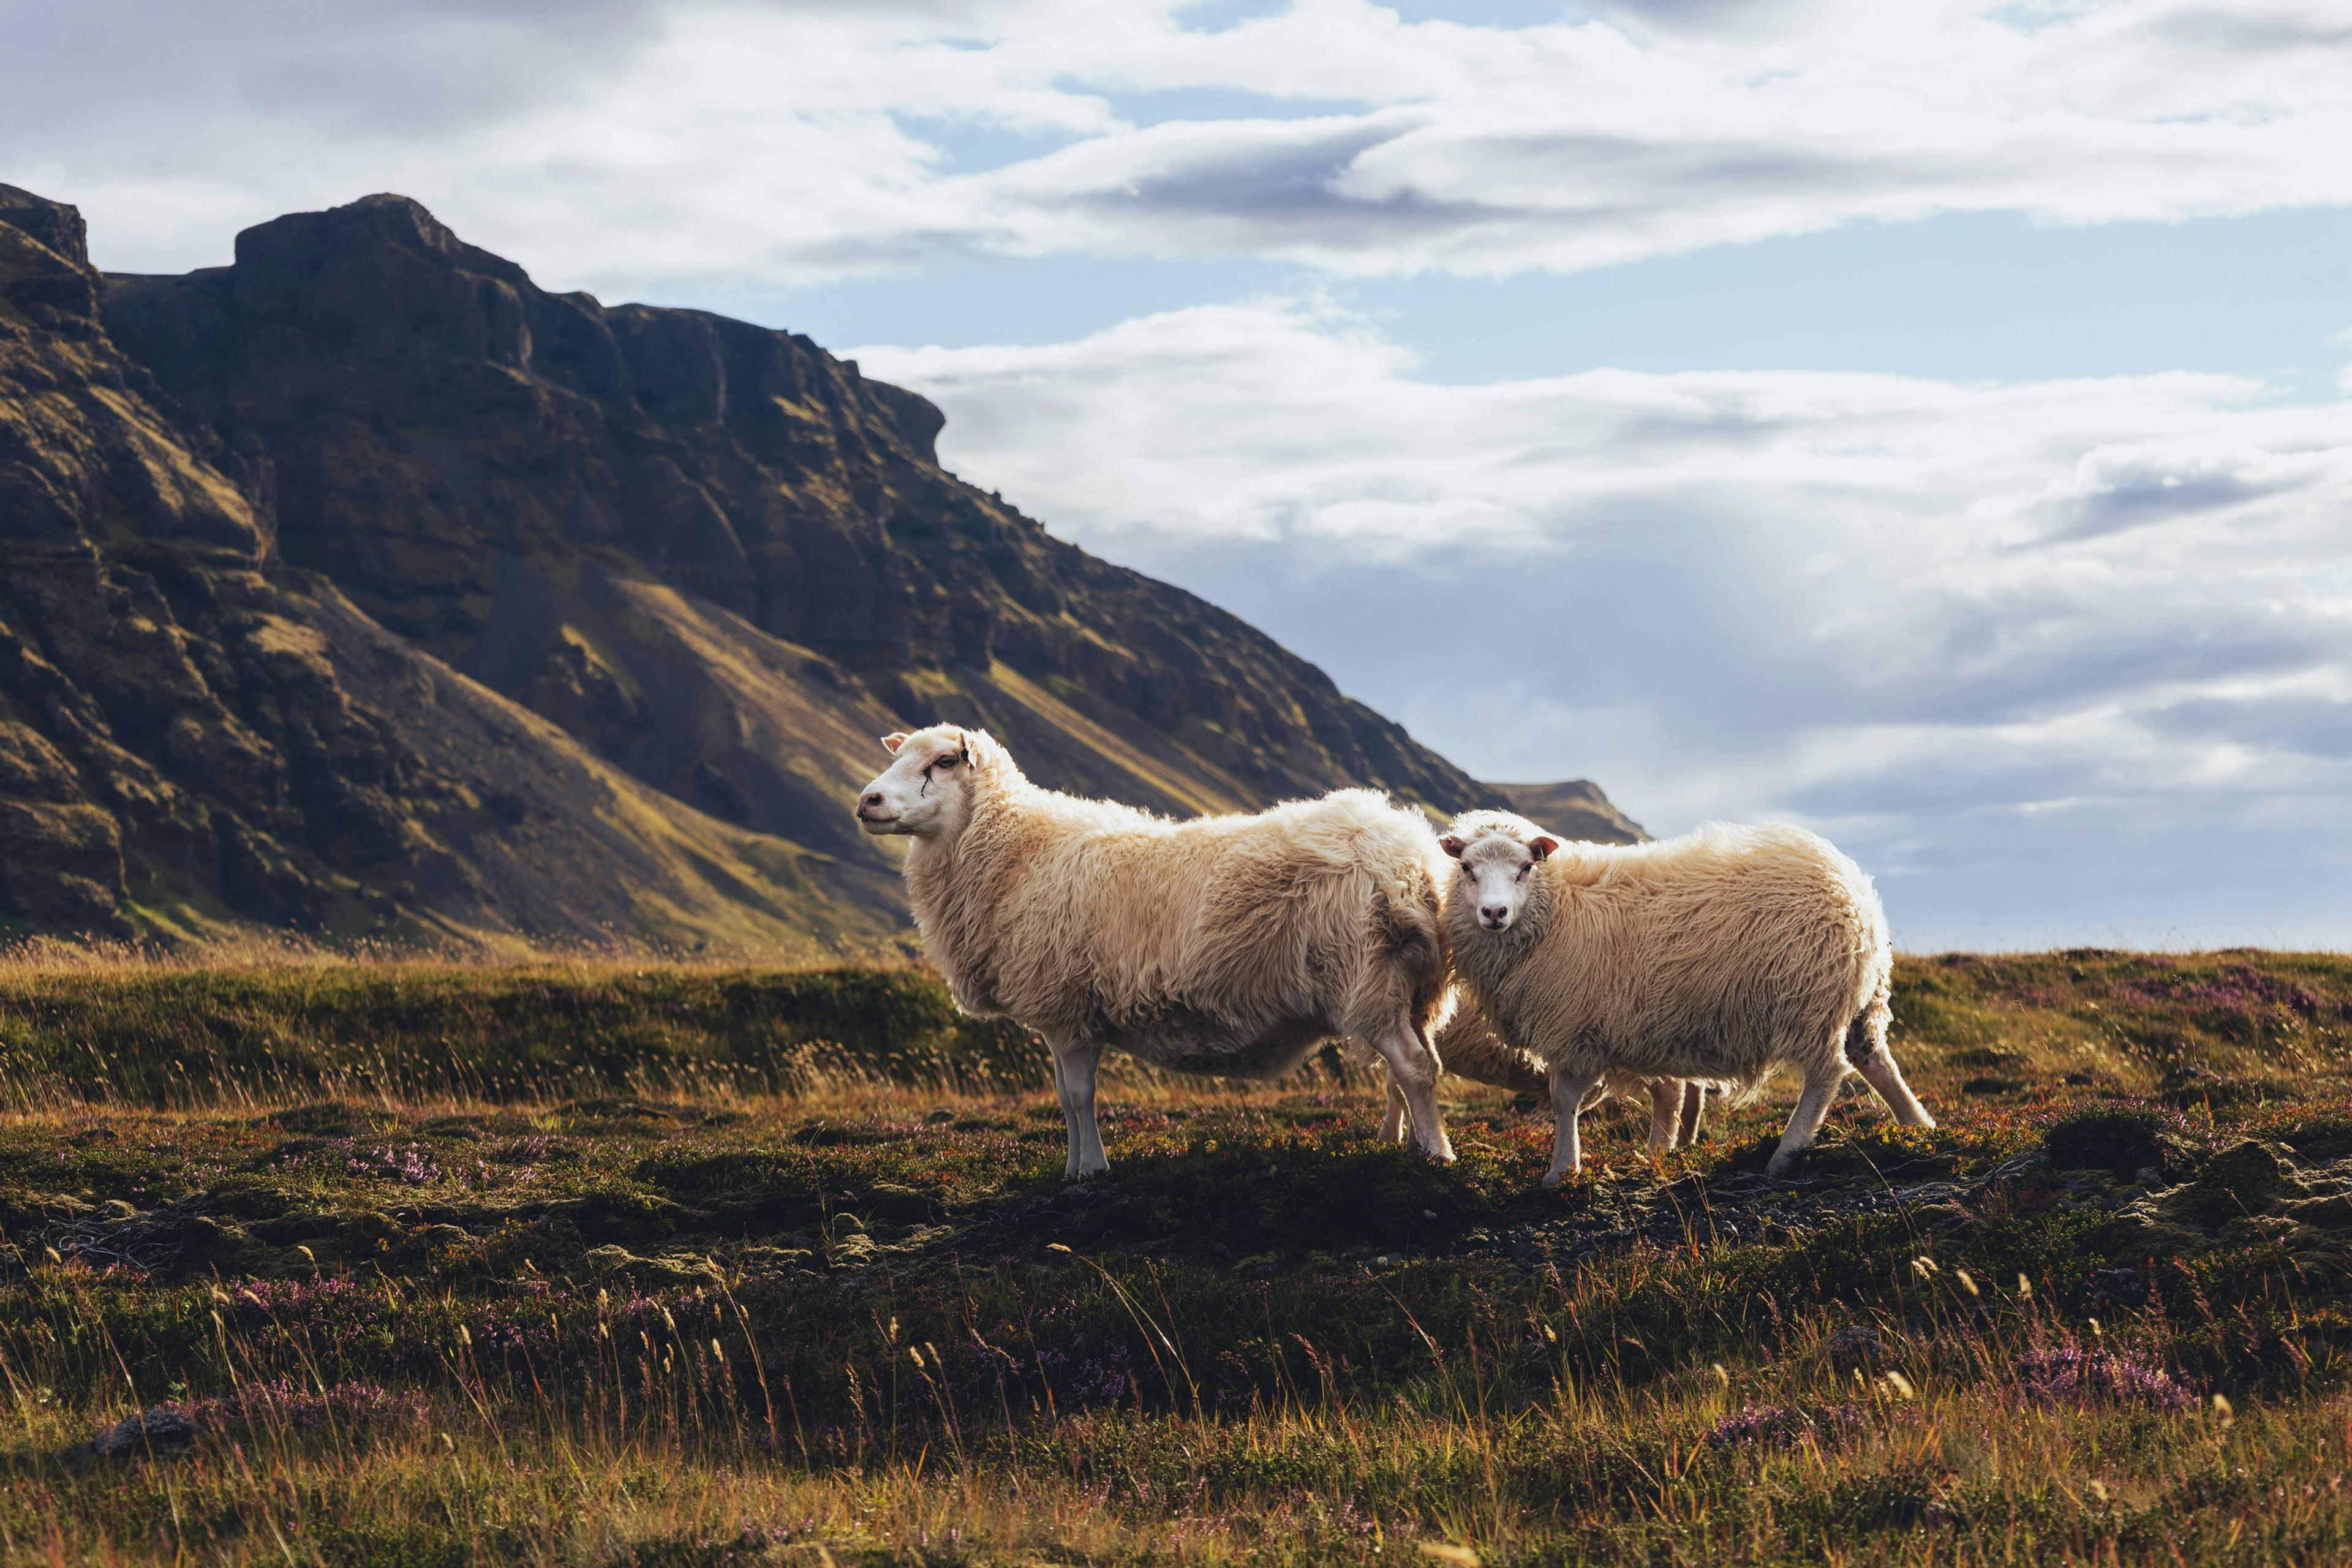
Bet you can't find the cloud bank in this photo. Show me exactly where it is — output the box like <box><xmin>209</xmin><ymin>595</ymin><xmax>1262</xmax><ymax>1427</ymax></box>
<box><xmin>857</xmin><ymin>302</ymin><xmax>2352</xmax><ymax>948</ymax></box>
<box><xmin>13</xmin><ymin>0</ymin><xmax>2352</xmax><ymax>290</ymax></box>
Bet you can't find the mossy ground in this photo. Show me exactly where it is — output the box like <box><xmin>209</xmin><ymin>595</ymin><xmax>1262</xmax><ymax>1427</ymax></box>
<box><xmin>0</xmin><ymin>948</ymin><xmax>2349</xmax><ymax>1564</ymax></box>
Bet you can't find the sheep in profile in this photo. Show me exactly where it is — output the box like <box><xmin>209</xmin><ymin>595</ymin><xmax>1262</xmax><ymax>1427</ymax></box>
<box><xmin>1373</xmin><ymin>998</ymin><xmax>1713</xmax><ymax>1155</ymax></box>
<box><xmin>1439</xmin><ymin>810</ymin><xmax>1932</xmax><ymax>1183</ymax></box>
<box><xmin>856</xmin><ymin>724</ymin><xmax>1458</xmax><ymax>1177</ymax></box>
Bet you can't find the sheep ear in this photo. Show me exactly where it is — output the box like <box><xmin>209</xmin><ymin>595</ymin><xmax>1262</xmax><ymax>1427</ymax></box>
<box><xmin>1439</xmin><ymin>835</ymin><xmax>1466</xmax><ymax>859</ymax></box>
<box><xmin>880</xmin><ymin>733</ymin><xmax>910</xmax><ymax>755</ymax></box>
<box><xmin>1529</xmin><ymin>835</ymin><xmax>1559</xmax><ymax>861</ymax></box>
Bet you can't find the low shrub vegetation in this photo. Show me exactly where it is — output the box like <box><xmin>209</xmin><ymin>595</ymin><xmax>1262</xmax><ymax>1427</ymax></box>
<box><xmin>0</xmin><ymin>948</ymin><xmax>2346</xmax><ymax>1564</ymax></box>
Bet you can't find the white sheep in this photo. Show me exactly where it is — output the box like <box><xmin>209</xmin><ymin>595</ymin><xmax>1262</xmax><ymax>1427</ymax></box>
<box><xmin>1439</xmin><ymin>810</ymin><xmax>1933</xmax><ymax>1183</ymax></box>
<box><xmin>1373</xmin><ymin>998</ymin><xmax>1714</xmax><ymax>1155</ymax></box>
<box><xmin>856</xmin><ymin>723</ymin><xmax>1460</xmax><ymax>1177</ymax></box>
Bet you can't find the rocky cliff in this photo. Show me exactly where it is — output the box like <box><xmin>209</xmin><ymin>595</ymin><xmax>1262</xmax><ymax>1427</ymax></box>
<box><xmin>0</xmin><ymin>184</ymin><xmax>892</xmax><ymax>954</ymax></box>
<box><xmin>1</xmin><ymin>183</ymin><xmax>1634</xmax><ymax>949</ymax></box>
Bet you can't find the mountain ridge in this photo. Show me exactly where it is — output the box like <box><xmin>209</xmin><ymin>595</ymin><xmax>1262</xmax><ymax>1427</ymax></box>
<box><xmin>1</xmin><ymin>184</ymin><xmax>891</xmax><ymax>954</ymax></box>
<box><xmin>0</xmin><ymin>183</ymin><xmax>1637</xmax><ymax>949</ymax></box>
<box><xmin>1489</xmin><ymin>780</ymin><xmax>1648</xmax><ymax>845</ymax></box>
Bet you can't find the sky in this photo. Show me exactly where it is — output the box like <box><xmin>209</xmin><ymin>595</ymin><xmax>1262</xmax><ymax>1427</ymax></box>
<box><xmin>7</xmin><ymin>0</ymin><xmax>2350</xmax><ymax>951</ymax></box>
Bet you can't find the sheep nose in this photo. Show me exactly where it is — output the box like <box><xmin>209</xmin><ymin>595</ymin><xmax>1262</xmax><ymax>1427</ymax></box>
<box><xmin>859</xmin><ymin>791</ymin><xmax>885</xmax><ymax>814</ymax></box>
<box><xmin>1480</xmin><ymin>905</ymin><xmax>1509</xmax><ymax>927</ymax></box>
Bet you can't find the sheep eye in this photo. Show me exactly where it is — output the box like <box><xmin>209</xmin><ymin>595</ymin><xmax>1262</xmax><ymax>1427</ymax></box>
<box><xmin>933</xmin><ymin>755</ymin><xmax>958</xmax><ymax>769</ymax></box>
<box><xmin>1515</xmin><ymin>862</ymin><xmax>1532</xmax><ymax>881</ymax></box>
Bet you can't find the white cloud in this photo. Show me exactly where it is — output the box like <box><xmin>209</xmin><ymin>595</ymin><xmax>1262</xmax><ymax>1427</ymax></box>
<box><xmin>13</xmin><ymin>0</ymin><xmax>2352</xmax><ymax>287</ymax></box>
<box><xmin>856</xmin><ymin>300</ymin><xmax>2352</xmax><ymax>946</ymax></box>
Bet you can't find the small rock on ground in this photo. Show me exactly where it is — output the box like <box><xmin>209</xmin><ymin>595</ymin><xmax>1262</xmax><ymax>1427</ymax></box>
<box><xmin>61</xmin><ymin>1407</ymin><xmax>193</xmax><ymax>1466</ymax></box>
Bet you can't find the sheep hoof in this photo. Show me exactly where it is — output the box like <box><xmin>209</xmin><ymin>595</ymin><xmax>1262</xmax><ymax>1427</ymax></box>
<box><xmin>1765</xmin><ymin>1154</ymin><xmax>1796</xmax><ymax>1181</ymax></box>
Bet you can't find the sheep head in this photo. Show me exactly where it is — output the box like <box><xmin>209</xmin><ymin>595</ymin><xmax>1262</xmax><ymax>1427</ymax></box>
<box><xmin>856</xmin><ymin>723</ymin><xmax>1002</xmax><ymax>839</ymax></box>
<box><xmin>1441</xmin><ymin>810</ymin><xmax>1559</xmax><ymax>933</ymax></box>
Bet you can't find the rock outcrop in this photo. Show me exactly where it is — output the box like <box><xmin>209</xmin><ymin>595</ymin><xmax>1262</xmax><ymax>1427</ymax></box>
<box><xmin>1488</xmin><ymin>778</ymin><xmax>1647</xmax><ymax>845</ymax></box>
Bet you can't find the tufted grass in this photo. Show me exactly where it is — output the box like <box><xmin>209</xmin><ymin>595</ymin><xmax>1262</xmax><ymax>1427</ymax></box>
<box><xmin>0</xmin><ymin>949</ymin><xmax>2346</xmax><ymax>1563</ymax></box>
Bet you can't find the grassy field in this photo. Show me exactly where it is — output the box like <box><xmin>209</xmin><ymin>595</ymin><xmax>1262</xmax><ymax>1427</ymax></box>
<box><xmin>0</xmin><ymin>948</ymin><xmax>2350</xmax><ymax>1564</ymax></box>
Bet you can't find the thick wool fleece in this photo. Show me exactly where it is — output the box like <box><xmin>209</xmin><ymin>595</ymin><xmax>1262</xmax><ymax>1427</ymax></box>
<box><xmin>1426</xmin><ymin>995</ymin><xmax>1548</xmax><ymax>1096</ymax></box>
<box><xmin>1445</xmin><ymin>813</ymin><xmax>1891</xmax><ymax>1090</ymax></box>
<box><xmin>902</xmin><ymin>734</ymin><xmax>1452</xmax><ymax>1080</ymax></box>
<box><xmin>1442</xmin><ymin>810</ymin><xmax>1931</xmax><ymax>1179</ymax></box>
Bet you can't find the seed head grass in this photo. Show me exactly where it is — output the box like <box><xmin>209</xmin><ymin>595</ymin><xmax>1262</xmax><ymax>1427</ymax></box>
<box><xmin>0</xmin><ymin>948</ymin><xmax>2345</xmax><ymax>1562</ymax></box>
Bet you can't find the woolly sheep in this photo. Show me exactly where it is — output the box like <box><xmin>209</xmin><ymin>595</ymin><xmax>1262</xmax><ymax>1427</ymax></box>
<box><xmin>1439</xmin><ymin>810</ymin><xmax>1933</xmax><ymax>1184</ymax></box>
<box><xmin>856</xmin><ymin>724</ymin><xmax>1460</xmax><ymax>1177</ymax></box>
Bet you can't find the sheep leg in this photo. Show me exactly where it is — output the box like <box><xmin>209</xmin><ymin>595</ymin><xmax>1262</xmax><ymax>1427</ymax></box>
<box><xmin>1645</xmin><ymin>1079</ymin><xmax>1681</xmax><ymax>1156</ymax></box>
<box><xmin>1856</xmin><ymin>1046</ymin><xmax>1935</xmax><ymax>1128</ymax></box>
<box><xmin>1765</xmin><ymin>1064</ymin><xmax>1845</xmax><ymax>1180</ymax></box>
<box><xmin>1050</xmin><ymin>1039</ymin><xmax>1109</xmax><ymax>1179</ymax></box>
<box><xmin>1366</xmin><ymin>1023</ymin><xmax>1454</xmax><ymax>1164</ymax></box>
<box><xmin>1675</xmin><ymin>1081</ymin><xmax>1706</xmax><ymax>1149</ymax></box>
<box><xmin>1544</xmin><ymin>1066</ymin><xmax>1604</xmax><ymax>1187</ymax></box>
<box><xmin>1381</xmin><ymin>1079</ymin><xmax>1411</xmax><ymax>1142</ymax></box>
<box><xmin>1048</xmin><ymin>1047</ymin><xmax>1079</xmax><ymax>1177</ymax></box>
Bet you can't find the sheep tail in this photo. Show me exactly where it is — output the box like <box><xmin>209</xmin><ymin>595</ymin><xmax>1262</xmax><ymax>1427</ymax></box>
<box><xmin>1375</xmin><ymin>868</ymin><xmax>1450</xmax><ymax>1069</ymax></box>
<box><xmin>1845</xmin><ymin>962</ymin><xmax>1894</xmax><ymax>1069</ymax></box>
